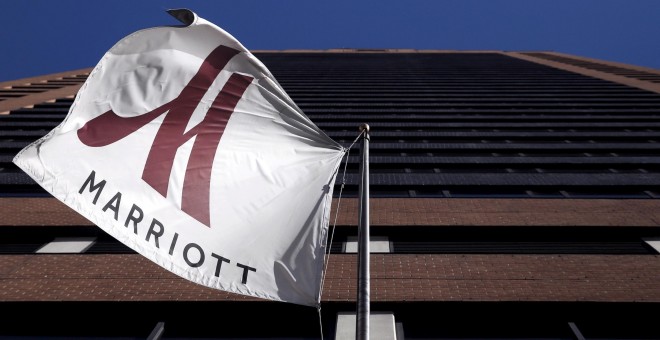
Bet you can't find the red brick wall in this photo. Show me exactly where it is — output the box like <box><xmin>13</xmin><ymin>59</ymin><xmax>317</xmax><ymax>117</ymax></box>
<box><xmin>2</xmin><ymin>253</ymin><xmax>659</xmax><ymax>303</ymax></box>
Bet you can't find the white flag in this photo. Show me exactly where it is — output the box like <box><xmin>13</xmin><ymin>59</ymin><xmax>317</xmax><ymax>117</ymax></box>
<box><xmin>13</xmin><ymin>9</ymin><xmax>344</xmax><ymax>307</ymax></box>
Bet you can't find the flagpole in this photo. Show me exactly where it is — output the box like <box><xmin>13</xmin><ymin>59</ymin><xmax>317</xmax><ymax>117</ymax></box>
<box><xmin>356</xmin><ymin>123</ymin><xmax>370</xmax><ymax>340</ymax></box>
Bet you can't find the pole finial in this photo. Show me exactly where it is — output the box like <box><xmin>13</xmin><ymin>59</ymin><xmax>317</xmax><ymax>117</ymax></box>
<box><xmin>359</xmin><ymin>123</ymin><xmax>370</xmax><ymax>133</ymax></box>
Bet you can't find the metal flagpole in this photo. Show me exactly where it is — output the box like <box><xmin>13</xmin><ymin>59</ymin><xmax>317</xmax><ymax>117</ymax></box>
<box><xmin>356</xmin><ymin>123</ymin><xmax>370</xmax><ymax>340</ymax></box>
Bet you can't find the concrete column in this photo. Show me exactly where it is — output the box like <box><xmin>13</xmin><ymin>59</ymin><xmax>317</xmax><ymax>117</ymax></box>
<box><xmin>335</xmin><ymin>312</ymin><xmax>398</xmax><ymax>340</ymax></box>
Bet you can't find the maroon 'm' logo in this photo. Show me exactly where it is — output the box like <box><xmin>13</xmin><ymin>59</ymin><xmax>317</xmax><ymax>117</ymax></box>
<box><xmin>77</xmin><ymin>45</ymin><xmax>253</xmax><ymax>227</ymax></box>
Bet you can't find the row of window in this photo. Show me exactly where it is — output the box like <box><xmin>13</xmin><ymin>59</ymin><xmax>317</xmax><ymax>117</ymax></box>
<box><xmin>1</xmin><ymin>305</ymin><xmax>659</xmax><ymax>339</ymax></box>
<box><xmin>3</xmin><ymin>227</ymin><xmax>659</xmax><ymax>255</ymax></box>
<box><xmin>336</xmin><ymin>187</ymin><xmax>660</xmax><ymax>199</ymax></box>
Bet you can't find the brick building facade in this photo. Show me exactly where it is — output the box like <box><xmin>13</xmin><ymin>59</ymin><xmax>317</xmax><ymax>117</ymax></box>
<box><xmin>2</xmin><ymin>51</ymin><xmax>660</xmax><ymax>339</ymax></box>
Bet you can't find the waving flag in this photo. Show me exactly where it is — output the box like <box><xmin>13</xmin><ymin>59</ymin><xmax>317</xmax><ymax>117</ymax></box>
<box><xmin>13</xmin><ymin>9</ymin><xmax>344</xmax><ymax>307</ymax></box>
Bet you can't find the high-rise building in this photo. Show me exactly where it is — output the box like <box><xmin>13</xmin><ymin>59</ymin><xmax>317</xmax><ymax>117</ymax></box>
<box><xmin>2</xmin><ymin>50</ymin><xmax>660</xmax><ymax>339</ymax></box>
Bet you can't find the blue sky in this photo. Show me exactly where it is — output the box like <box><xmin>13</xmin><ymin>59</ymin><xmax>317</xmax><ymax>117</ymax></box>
<box><xmin>2</xmin><ymin>0</ymin><xmax>659</xmax><ymax>82</ymax></box>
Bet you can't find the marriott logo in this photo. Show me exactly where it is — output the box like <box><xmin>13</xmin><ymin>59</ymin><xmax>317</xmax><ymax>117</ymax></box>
<box><xmin>77</xmin><ymin>45</ymin><xmax>252</xmax><ymax>227</ymax></box>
